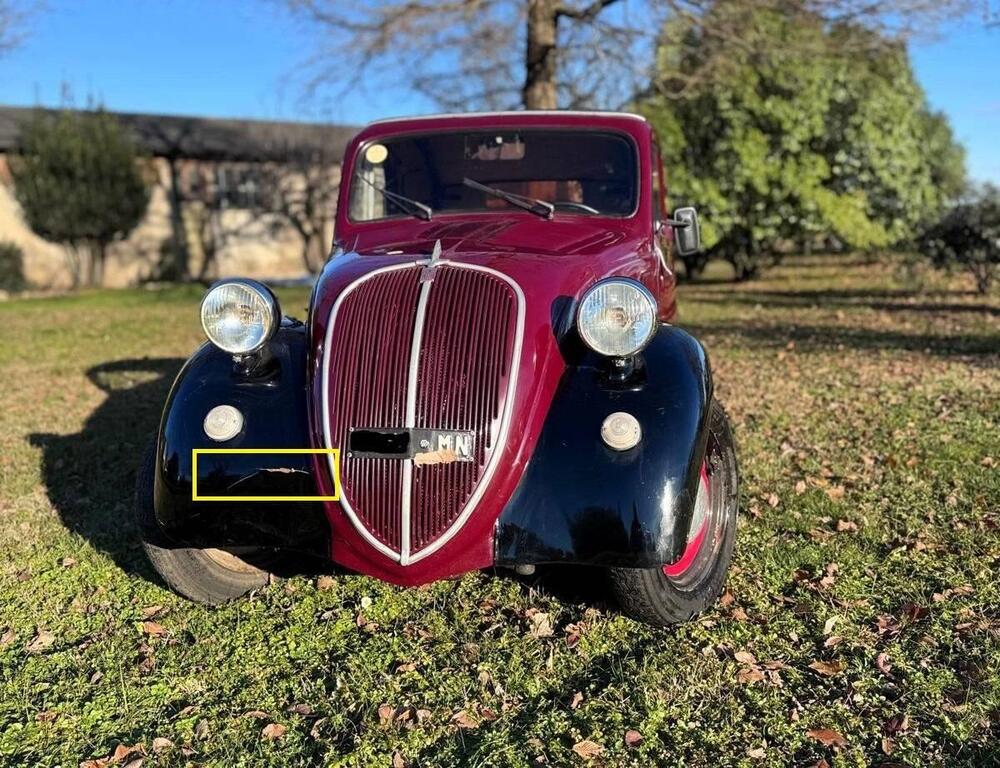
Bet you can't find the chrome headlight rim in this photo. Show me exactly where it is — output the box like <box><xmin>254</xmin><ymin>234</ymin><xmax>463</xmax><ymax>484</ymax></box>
<box><xmin>200</xmin><ymin>278</ymin><xmax>281</xmax><ymax>356</ymax></box>
<box><xmin>576</xmin><ymin>277</ymin><xmax>658</xmax><ymax>358</ymax></box>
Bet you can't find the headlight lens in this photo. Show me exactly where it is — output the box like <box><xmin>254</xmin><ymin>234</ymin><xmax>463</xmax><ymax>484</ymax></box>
<box><xmin>577</xmin><ymin>278</ymin><xmax>657</xmax><ymax>357</ymax></box>
<box><xmin>200</xmin><ymin>280</ymin><xmax>279</xmax><ymax>355</ymax></box>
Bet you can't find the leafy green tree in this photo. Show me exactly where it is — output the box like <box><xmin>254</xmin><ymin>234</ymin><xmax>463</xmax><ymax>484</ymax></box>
<box><xmin>640</xmin><ymin>5</ymin><xmax>966</xmax><ymax>280</ymax></box>
<box><xmin>9</xmin><ymin>109</ymin><xmax>150</xmax><ymax>287</ymax></box>
<box><xmin>917</xmin><ymin>187</ymin><xmax>999</xmax><ymax>294</ymax></box>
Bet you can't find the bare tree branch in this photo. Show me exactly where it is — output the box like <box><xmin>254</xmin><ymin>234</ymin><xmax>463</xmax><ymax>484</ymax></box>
<box><xmin>276</xmin><ymin>0</ymin><xmax>971</xmax><ymax>112</ymax></box>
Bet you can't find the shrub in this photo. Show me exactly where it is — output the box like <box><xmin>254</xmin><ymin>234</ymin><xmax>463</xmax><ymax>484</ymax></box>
<box><xmin>917</xmin><ymin>191</ymin><xmax>999</xmax><ymax>294</ymax></box>
<box><xmin>0</xmin><ymin>241</ymin><xmax>27</xmax><ymax>292</ymax></box>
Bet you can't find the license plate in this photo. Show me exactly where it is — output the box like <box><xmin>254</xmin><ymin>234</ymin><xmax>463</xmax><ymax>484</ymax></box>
<box><xmin>348</xmin><ymin>428</ymin><xmax>475</xmax><ymax>464</ymax></box>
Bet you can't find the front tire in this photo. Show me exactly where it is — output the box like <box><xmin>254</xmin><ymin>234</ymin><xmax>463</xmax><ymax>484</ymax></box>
<box><xmin>134</xmin><ymin>440</ymin><xmax>273</xmax><ymax>605</ymax></box>
<box><xmin>610</xmin><ymin>400</ymin><xmax>738</xmax><ymax>626</ymax></box>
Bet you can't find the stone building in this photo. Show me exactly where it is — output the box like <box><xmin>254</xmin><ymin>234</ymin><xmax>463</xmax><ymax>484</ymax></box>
<box><xmin>0</xmin><ymin>106</ymin><xmax>356</xmax><ymax>288</ymax></box>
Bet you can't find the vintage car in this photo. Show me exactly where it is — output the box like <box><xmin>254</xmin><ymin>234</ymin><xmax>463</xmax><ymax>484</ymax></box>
<box><xmin>135</xmin><ymin>111</ymin><xmax>739</xmax><ymax>626</ymax></box>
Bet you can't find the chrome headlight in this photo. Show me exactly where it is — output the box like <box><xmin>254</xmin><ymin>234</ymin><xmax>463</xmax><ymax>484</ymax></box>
<box><xmin>576</xmin><ymin>278</ymin><xmax>657</xmax><ymax>357</ymax></box>
<box><xmin>200</xmin><ymin>279</ymin><xmax>280</xmax><ymax>355</ymax></box>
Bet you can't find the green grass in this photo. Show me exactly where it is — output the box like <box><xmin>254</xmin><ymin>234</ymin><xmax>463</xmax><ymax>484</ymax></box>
<box><xmin>0</xmin><ymin>255</ymin><xmax>997</xmax><ymax>767</ymax></box>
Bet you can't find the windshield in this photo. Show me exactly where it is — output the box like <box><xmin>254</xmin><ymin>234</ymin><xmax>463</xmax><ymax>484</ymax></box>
<box><xmin>348</xmin><ymin>129</ymin><xmax>638</xmax><ymax>222</ymax></box>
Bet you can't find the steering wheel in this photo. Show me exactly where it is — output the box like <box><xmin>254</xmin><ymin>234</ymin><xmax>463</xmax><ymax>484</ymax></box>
<box><xmin>551</xmin><ymin>201</ymin><xmax>601</xmax><ymax>214</ymax></box>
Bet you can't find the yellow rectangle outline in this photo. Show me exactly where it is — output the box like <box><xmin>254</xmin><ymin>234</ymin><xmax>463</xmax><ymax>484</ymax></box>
<box><xmin>191</xmin><ymin>448</ymin><xmax>341</xmax><ymax>502</ymax></box>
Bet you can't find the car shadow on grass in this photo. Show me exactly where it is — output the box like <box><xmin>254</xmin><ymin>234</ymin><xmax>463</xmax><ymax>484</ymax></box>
<box><xmin>30</xmin><ymin>357</ymin><xmax>187</xmax><ymax>582</ymax></box>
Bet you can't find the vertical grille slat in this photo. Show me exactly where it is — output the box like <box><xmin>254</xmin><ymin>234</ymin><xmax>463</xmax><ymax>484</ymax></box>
<box><xmin>325</xmin><ymin>263</ymin><xmax>519</xmax><ymax>560</ymax></box>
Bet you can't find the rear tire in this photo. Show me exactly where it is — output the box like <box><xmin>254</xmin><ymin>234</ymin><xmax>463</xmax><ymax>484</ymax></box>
<box><xmin>610</xmin><ymin>400</ymin><xmax>738</xmax><ymax>626</ymax></box>
<box><xmin>134</xmin><ymin>440</ymin><xmax>273</xmax><ymax>605</ymax></box>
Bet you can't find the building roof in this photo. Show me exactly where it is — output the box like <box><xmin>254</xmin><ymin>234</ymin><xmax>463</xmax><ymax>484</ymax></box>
<box><xmin>0</xmin><ymin>105</ymin><xmax>359</xmax><ymax>162</ymax></box>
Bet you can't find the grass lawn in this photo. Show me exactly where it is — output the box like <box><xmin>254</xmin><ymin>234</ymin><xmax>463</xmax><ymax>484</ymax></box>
<box><xmin>0</xmin><ymin>255</ymin><xmax>997</xmax><ymax>767</ymax></box>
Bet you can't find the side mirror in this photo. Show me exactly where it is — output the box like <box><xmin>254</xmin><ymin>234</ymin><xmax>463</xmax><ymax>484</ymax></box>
<box><xmin>670</xmin><ymin>207</ymin><xmax>702</xmax><ymax>256</ymax></box>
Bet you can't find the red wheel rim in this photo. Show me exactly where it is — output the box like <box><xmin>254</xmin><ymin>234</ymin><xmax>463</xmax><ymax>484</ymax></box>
<box><xmin>662</xmin><ymin>462</ymin><xmax>711</xmax><ymax>579</ymax></box>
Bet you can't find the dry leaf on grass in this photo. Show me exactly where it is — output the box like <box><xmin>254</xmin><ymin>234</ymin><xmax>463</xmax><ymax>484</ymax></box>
<box><xmin>876</xmin><ymin>652</ymin><xmax>893</xmax><ymax>676</ymax></box>
<box><xmin>527</xmin><ymin>611</ymin><xmax>553</xmax><ymax>638</ymax></box>
<box><xmin>140</xmin><ymin>622</ymin><xmax>167</xmax><ymax>637</ymax></box>
<box><xmin>808</xmin><ymin>660</ymin><xmax>844</xmax><ymax>676</ymax></box>
<box><xmin>572</xmin><ymin>740</ymin><xmax>604</xmax><ymax>759</ymax></box>
<box><xmin>377</xmin><ymin>705</ymin><xmax>395</xmax><ymax>726</ymax></box>
<box><xmin>734</xmin><ymin>650</ymin><xmax>757</xmax><ymax>666</ymax></box>
<box><xmin>316</xmin><ymin>575</ymin><xmax>335</xmax><ymax>590</ymax></box>
<box><xmin>26</xmin><ymin>629</ymin><xmax>55</xmax><ymax>653</ymax></box>
<box><xmin>151</xmin><ymin>738</ymin><xmax>174</xmax><ymax>753</ymax></box>
<box><xmin>451</xmin><ymin>710</ymin><xmax>478</xmax><ymax>729</ymax></box>
<box><xmin>738</xmin><ymin>667</ymin><xmax>766</xmax><ymax>684</ymax></box>
<box><xmin>624</xmin><ymin>729</ymin><xmax>643</xmax><ymax>748</ymax></box>
<box><xmin>807</xmin><ymin>728</ymin><xmax>848</xmax><ymax>748</ymax></box>
<box><xmin>261</xmin><ymin>723</ymin><xmax>287</xmax><ymax>740</ymax></box>
<box><xmin>570</xmin><ymin>692</ymin><xmax>584</xmax><ymax>709</ymax></box>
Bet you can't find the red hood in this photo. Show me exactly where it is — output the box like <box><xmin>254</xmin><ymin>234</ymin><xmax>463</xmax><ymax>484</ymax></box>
<box><xmin>308</xmin><ymin>212</ymin><xmax>658</xmax><ymax>585</ymax></box>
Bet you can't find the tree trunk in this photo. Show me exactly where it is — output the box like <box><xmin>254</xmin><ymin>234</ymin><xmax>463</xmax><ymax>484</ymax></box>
<box><xmin>523</xmin><ymin>0</ymin><xmax>559</xmax><ymax>109</ymax></box>
<box><xmin>167</xmin><ymin>157</ymin><xmax>190</xmax><ymax>281</ymax></box>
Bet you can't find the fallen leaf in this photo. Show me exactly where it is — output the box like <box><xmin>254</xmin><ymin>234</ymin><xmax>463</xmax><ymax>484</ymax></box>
<box><xmin>876</xmin><ymin>652</ymin><xmax>893</xmax><ymax>676</ymax></box>
<box><xmin>734</xmin><ymin>650</ymin><xmax>757</xmax><ymax>666</ymax></box>
<box><xmin>140</xmin><ymin>622</ymin><xmax>167</xmax><ymax>637</ymax></box>
<box><xmin>0</xmin><ymin>628</ymin><xmax>14</xmax><ymax>647</ymax></box>
<box><xmin>26</xmin><ymin>630</ymin><xmax>55</xmax><ymax>653</ymax></box>
<box><xmin>747</xmin><ymin>746</ymin><xmax>766</xmax><ymax>759</ymax></box>
<box><xmin>309</xmin><ymin>717</ymin><xmax>327</xmax><ymax>740</ymax></box>
<box><xmin>766</xmin><ymin>492</ymin><xmax>780</xmax><ymax>508</ymax></box>
<box><xmin>822</xmin><ymin>616</ymin><xmax>839</xmax><ymax>635</ymax></box>
<box><xmin>882</xmin><ymin>736</ymin><xmax>896</xmax><ymax>755</ymax></box>
<box><xmin>823</xmin><ymin>635</ymin><xmax>843</xmax><ymax>648</ymax></box>
<box><xmin>416</xmin><ymin>708</ymin><xmax>432</xmax><ymax>723</ymax></box>
<box><xmin>901</xmin><ymin>603</ymin><xmax>928</xmax><ymax>622</ymax></box>
<box><xmin>808</xmin><ymin>660</ymin><xmax>844</xmax><ymax>677</ymax></box>
<box><xmin>61</xmin><ymin>556</ymin><xmax>78</xmax><ymax>568</ymax></box>
<box><xmin>527</xmin><ymin>611</ymin><xmax>553</xmax><ymax>638</ymax></box>
<box><xmin>835</xmin><ymin>519</ymin><xmax>858</xmax><ymax>532</ymax></box>
<box><xmin>140</xmin><ymin>605</ymin><xmax>166</xmax><ymax>620</ymax></box>
<box><xmin>151</xmin><ymin>738</ymin><xmax>174</xmax><ymax>753</ymax></box>
<box><xmin>261</xmin><ymin>723</ymin><xmax>287</xmax><ymax>740</ymax></box>
<box><xmin>624</xmin><ymin>729</ymin><xmax>643</xmax><ymax>748</ymax></box>
<box><xmin>451</xmin><ymin>710</ymin><xmax>478</xmax><ymax>729</ymax></box>
<box><xmin>377</xmin><ymin>705</ymin><xmax>395</xmax><ymax>726</ymax></box>
<box><xmin>392</xmin><ymin>751</ymin><xmax>406</xmax><ymax>768</ymax></box>
<box><xmin>883</xmin><ymin>713</ymin><xmax>909</xmax><ymax>735</ymax></box>
<box><xmin>316</xmin><ymin>575</ymin><xmax>335</xmax><ymax>590</ymax></box>
<box><xmin>572</xmin><ymin>740</ymin><xmax>604</xmax><ymax>759</ymax></box>
<box><xmin>826</xmin><ymin>486</ymin><xmax>846</xmax><ymax>501</ymax></box>
<box><xmin>194</xmin><ymin>720</ymin><xmax>210</xmax><ymax>740</ymax></box>
<box><xmin>794</xmin><ymin>480</ymin><xmax>807</xmax><ymax>495</ymax></box>
<box><xmin>570</xmin><ymin>692</ymin><xmax>584</xmax><ymax>709</ymax></box>
<box><xmin>737</xmin><ymin>667</ymin><xmax>766</xmax><ymax>684</ymax></box>
<box><xmin>242</xmin><ymin>710</ymin><xmax>269</xmax><ymax>720</ymax></box>
<box><xmin>807</xmin><ymin>728</ymin><xmax>848</xmax><ymax>748</ymax></box>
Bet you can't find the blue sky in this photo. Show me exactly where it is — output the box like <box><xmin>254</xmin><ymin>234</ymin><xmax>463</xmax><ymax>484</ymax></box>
<box><xmin>1</xmin><ymin>0</ymin><xmax>998</xmax><ymax>182</ymax></box>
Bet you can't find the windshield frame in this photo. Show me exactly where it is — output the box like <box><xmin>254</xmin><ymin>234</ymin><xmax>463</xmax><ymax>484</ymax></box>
<box><xmin>345</xmin><ymin>126</ymin><xmax>642</xmax><ymax>224</ymax></box>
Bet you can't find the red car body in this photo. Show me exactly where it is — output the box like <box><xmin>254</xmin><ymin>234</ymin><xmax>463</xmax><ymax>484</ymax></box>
<box><xmin>151</xmin><ymin>112</ymin><xmax>720</xmax><ymax>600</ymax></box>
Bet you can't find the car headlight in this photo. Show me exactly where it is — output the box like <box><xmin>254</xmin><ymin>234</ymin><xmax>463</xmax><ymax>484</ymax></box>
<box><xmin>576</xmin><ymin>278</ymin><xmax>657</xmax><ymax>357</ymax></box>
<box><xmin>200</xmin><ymin>279</ymin><xmax>280</xmax><ymax>355</ymax></box>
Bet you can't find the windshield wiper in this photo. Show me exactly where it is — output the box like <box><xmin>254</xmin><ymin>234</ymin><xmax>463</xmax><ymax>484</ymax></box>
<box><xmin>462</xmin><ymin>177</ymin><xmax>554</xmax><ymax>220</ymax></box>
<box><xmin>355</xmin><ymin>172</ymin><xmax>433</xmax><ymax>221</ymax></box>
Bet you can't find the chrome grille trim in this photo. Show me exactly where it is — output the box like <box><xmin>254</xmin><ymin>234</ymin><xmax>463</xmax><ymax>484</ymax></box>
<box><xmin>321</xmin><ymin>256</ymin><xmax>524</xmax><ymax>565</ymax></box>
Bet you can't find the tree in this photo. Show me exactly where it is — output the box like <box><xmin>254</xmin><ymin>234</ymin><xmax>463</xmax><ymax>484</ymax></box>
<box><xmin>638</xmin><ymin>5</ymin><xmax>966</xmax><ymax>280</ymax></box>
<box><xmin>917</xmin><ymin>187</ymin><xmax>999</xmax><ymax>294</ymax></box>
<box><xmin>254</xmin><ymin>142</ymin><xmax>341</xmax><ymax>274</ymax></box>
<box><xmin>279</xmin><ymin>0</ymin><xmax>968</xmax><ymax>111</ymax></box>
<box><xmin>9</xmin><ymin>109</ymin><xmax>151</xmax><ymax>287</ymax></box>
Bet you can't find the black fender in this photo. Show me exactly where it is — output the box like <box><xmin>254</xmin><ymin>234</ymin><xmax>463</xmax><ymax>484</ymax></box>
<box><xmin>495</xmin><ymin>325</ymin><xmax>712</xmax><ymax>568</ymax></box>
<box><xmin>151</xmin><ymin>322</ymin><xmax>329</xmax><ymax>554</ymax></box>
